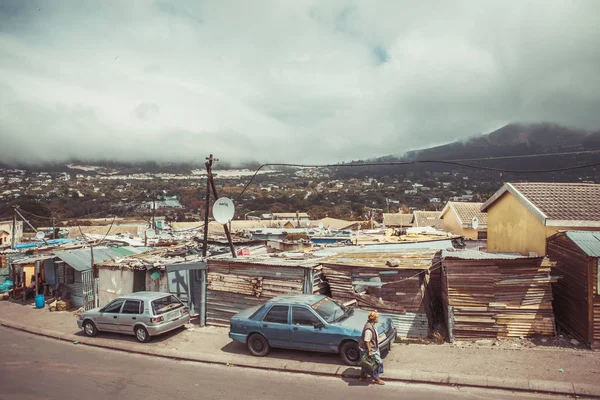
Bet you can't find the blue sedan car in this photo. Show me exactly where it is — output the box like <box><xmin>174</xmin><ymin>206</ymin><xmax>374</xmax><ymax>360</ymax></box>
<box><xmin>229</xmin><ymin>294</ymin><xmax>397</xmax><ymax>365</ymax></box>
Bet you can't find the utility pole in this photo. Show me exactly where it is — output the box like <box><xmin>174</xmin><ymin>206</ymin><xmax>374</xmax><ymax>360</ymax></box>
<box><xmin>13</xmin><ymin>206</ymin><xmax>49</xmax><ymax>245</ymax></box>
<box><xmin>51</xmin><ymin>216</ymin><xmax>56</xmax><ymax>240</ymax></box>
<box><xmin>203</xmin><ymin>154</ymin><xmax>237</xmax><ymax>258</ymax></box>
<box><xmin>152</xmin><ymin>195</ymin><xmax>156</xmax><ymax>233</ymax></box>
<box><xmin>11</xmin><ymin>206</ymin><xmax>16</xmax><ymax>249</ymax></box>
<box><xmin>202</xmin><ymin>156</ymin><xmax>212</xmax><ymax>258</ymax></box>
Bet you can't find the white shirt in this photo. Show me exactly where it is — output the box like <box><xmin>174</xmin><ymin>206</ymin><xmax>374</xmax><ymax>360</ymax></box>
<box><xmin>364</xmin><ymin>329</ymin><xmax>373</xmax><ymax>342</ymax></box>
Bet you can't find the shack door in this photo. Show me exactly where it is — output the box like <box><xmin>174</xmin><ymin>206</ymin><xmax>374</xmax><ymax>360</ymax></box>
<box><xmin>82</xmin><ymin>270</ymin><xmax>95</xmax><ymax>311</ymax></box>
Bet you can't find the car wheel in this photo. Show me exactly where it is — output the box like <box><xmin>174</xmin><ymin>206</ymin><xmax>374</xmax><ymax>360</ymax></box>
<box><xmin>247</xmin><ymin>333</ymin><xmax>270</xmax><ymax>357</ymax></box>
<box><xmin>340</xmin><ymin>341</ymin><xmax>360</xmax><ymax>366</ymax></box>
<box><xmin>83</xmin><ymin>320</ymin><xmax>97</xmax><ymax>337</ymax></box>
<box><xmin>134</xmin><ymin>325</ymin><xmax>150</xmax><ymax>343</ymax></box>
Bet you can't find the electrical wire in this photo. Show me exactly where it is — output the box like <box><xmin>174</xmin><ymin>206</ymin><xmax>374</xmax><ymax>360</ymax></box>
<box><xmin>234</xmin><ymin>156</ymin><xmax>600</xmax><ymax>202</ymax></box>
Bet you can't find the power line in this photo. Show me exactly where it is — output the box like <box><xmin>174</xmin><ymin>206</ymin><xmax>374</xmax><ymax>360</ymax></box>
<box><xmin>234</xmin><ymin>156</ymin><xmax>600</xmax><ymax>202</ymax></box>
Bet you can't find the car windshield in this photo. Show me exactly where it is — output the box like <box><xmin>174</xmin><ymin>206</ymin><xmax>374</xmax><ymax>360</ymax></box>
<box><xmin>151</xmin><ymin>295</ymin><xmax>183</xmax><ymax>315</ymax></box>
<box><xmin>312</xmin><ymin>297</ymin><xmax>348</xmax><ymax>323</ymax></box>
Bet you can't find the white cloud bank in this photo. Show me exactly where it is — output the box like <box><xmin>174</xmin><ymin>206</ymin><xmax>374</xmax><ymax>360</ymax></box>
<box><xmin>0</xmin><ymin>0</ymin><xmax>599</xmax><ymax>164</ymax></box>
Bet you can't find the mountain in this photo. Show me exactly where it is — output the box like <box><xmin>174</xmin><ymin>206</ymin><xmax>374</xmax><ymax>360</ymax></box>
<box><xmin>333</xmin><ymin>123</ymin><xmax>600</xmax><ymax>181</ymax></box>
<box><xmin>405</xmin><ymin>123</ymin><xmax>600</xmax><ymax>161</ymax></box>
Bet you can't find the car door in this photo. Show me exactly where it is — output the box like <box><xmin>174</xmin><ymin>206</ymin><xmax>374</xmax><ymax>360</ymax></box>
<box><xmin>290</xmin><ymin>306</ymin><xmax>329</xmax><ymax>351</ymax></box>
<box><xmin>118</xmin><ymin>299</ymin><xmax>143</xmax><ymax>333</ymax></box>
<box><xmin>261</xmin><ymin>305</ymin><xmax>291</xmax><ymax>347</ymax></box>
<box><xmin>96</xmin><ymin>299</ymin><xmax>125</xmax><ymax>332</ymax></box>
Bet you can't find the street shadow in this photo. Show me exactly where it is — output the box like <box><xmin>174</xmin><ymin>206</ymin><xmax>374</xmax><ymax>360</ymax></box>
<box><xmin>6</xmin><ymin>298</ymin><xmax>37</xmax><ymax>307</ymax></box>
<box><xmin>220</xmin><ymin>341</ymin><xmax>342</xmax><ymax>366</ymax></box>
<box><xmin>74</xmin><ymin>325</ymin><xmax>187</xmax><ymax>344</ymax></box>
<box><xmin>340</xmin><ymin>367</ymin><xmax>371</xmax><ymax>387</ymax></box>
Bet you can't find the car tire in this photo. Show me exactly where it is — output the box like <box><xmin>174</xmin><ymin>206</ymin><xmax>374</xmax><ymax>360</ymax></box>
<box><xmin>83</xmin><ymin>320</ymin><xmax>98</xmax><ymax>337</ymax></box>
<box><xmin>134</xmin><ymin>325</ymin><xmax>150</xmax><ymax>343</ymax></box>
<box><xmin>340</xmin><ymin>341</ymin><xmax>360</xmax><ymax>366</ymax></box>
<box><xmin>247</xmin><ymin>333</ymin><xmax>270</xmax><ymax>357</ymax></box>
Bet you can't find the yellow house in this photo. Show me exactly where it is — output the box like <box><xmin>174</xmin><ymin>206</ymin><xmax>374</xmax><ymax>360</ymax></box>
<box><xmin>481</xmin><ymin>182</ymin><xmax>600</xmax><ymax>256</ymax></box>
<box><xmin>439</xmin><ymin>202</ymin><xmax>488</xmax><ymax>240</ymax></box>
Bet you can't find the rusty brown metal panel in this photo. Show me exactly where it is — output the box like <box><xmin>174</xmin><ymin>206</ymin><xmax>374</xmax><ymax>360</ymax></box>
<box><xmin>442</xmin><ymin>254</ymin><xmax>556</xmax><ymax>340</ymax></box>
<box><xmin>548</xmin><ymin>233</ymin><xmax>590</xmax><ymax>343</ymax></box>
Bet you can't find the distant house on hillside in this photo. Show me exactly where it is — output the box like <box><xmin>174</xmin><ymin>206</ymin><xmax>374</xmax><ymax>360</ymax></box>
<box><xmin>440</xmin><ymin>202</ymin><xmax>487</xmax><ymax>240</ymax></box>
<box><xmin>0</xmin><ymin>220</ymin><xmax>23</xmax><ymax>247</ymax></box>
<box><xmin>382</xmin><ymin>213</ymin><xmax>414</xmax><ymax>228</ymax></box>
<box><xmin>412</xmin><ymin>211</ymin><xmax>444</xmax><ymax>230</ymax></box>
<box><xmin>272</xmin><ymin>212</ymin><xmax>310</xmax><ymax>221</ymax></box>
<box><xmin>481</xmin><ymin>182</ymin><xmax>600</xmax><ymax>256</ymax></box>
<box><xmin>144</xmin><ymin>196</ymin><xmax>184</xmax><ymax>210</ymax></box>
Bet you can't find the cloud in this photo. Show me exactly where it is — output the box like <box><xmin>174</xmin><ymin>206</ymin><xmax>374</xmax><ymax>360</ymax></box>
<box><xmin>0</xmin><ymin>0</ymin><xmax>599</xmax><ymax>165</ymax></box>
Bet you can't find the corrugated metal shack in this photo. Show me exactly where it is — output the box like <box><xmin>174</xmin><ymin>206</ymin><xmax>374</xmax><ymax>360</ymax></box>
<box><xmin>320</xmin><ymin>250</ymin><xmax>440</xmax><ymax>338</ymax></box>
<box><xmin>53</xmin><ymin>247</ymin><xmax>124</xmax><ymax>308</ymax></box>
<box><xmin>547</xmin><ymin>231</ymin><xmax>600</xmax><ymax>349</ymax></box>
<box><xmin>442</xmin><ymin>250</ymin><xmax>557</xmax><ymax>342</ymax></box>
<box><xmin>205</xmin><ymin>255</ymin><xmax>320</xmax><ymax>327</ymax></box>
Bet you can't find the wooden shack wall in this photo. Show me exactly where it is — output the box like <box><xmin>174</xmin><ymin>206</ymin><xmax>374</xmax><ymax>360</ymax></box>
<box><xmin>443</xmin><ymin>257</ymin><xmax>555</xmax><ymax>341</ymax></box>
<box><xmin>547</xmin><ymin>235</ymin><xmax>591</xmax><ymax>344</ymax></box>
<box><xmin>321</xmin><ymin>263</ymin><xmax>431</xmax><ymax>338</ymax></box>
<box><xmin>205</xmin><ymin>261</ymin><xmax>309</xmax><ymax>327</ymax></box>
<box><xmin>592</xmin><ymin>258</ymin><xmax>600</xmax><ymax>349</ymax></box>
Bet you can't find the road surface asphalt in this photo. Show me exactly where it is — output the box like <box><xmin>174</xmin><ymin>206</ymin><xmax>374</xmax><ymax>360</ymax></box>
<box><xmin>0</xmin><ymin>326</ymin><xmax>572</xmax><ymax>400</ymax></box>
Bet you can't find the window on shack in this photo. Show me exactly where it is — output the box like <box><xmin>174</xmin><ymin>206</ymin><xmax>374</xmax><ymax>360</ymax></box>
<box><xmin>597</xmin><ymin>259</ymin><xmax>599</xmax><ymax>296</ymax></box>
<box><xmin>58</xmin><ymin>263</ymin><xmax>75</xmax><ymax>284</ymax></box>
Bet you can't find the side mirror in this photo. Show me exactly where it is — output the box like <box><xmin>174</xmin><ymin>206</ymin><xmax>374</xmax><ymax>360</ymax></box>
<box><xmin>313</xmin><ymin>321</ymin><xmax>324</xmax><ymax>329</ymax></box>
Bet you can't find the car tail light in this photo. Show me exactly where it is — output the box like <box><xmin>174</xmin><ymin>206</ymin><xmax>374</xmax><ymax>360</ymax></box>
<box><xmin>151</xmin><ymin>316</ymin><xmax>164</xmax><ymax>323</ymax></box>
<box><xmin>182</xmin><ymin>307</ymin><xmax>189</xmax><ymax>314</ymax></box>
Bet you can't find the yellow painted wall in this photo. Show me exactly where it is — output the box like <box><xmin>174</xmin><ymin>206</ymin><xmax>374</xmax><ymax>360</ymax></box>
<box><xmin>488</xmin><ymin>193</ymin><xmax>600</xmax><ymax>255</ymax></box>
<box><xmin>487</xmin><ymin>193</ymin><xmax>547</xmax><ymax>255</ymax></box>
<box><xmin>441</xmin><ymin>209</ymin><xmax>481</xmax><ymax>240</ymax></box>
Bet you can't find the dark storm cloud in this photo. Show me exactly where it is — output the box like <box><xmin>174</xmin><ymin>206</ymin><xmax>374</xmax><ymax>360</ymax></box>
<box><xmin>0</xmin><ymin>0</ymin><xmax>599</xmax><ymax>165</ymax></box>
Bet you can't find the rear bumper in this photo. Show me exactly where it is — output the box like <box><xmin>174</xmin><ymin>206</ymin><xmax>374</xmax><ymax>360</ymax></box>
<box><xmin>229</xmin><ymin>332</ymin><xmax>248</xmax><ymax>344</ymax></box>
<box><xmin>379</xmin><ymin>328</ymin><xmax>397</xmax><ymax>352</ymax></box>
<box><xmin>77</xmin><ymin>319</ymin><xmax>84</xmax><ymax>329</ymax></box>
<box><xmin>146</xmin><ymin>314</ymin><xmax>190</xmax><ymax>336</ymax></box>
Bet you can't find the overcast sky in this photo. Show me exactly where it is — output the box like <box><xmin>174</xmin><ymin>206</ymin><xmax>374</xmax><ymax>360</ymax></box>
<box><xmin>1</xmin><ymin>0</ymin><xmax>599</xmax><ymax>165</ymax></box>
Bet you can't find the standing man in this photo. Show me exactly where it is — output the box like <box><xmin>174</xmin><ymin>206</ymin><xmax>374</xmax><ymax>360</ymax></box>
<box><xmin>358</xmin><ymin>310</ymin><xmax>385</xmax><ymax>385</ymax></box>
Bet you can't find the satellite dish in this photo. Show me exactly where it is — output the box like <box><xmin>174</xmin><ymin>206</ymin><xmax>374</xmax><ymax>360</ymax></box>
<box><xmin>146</xmin><ymin>229</ymin><xmax>156</xmax><ymax>239</ymax></box>
<box><xmin>213</xmin><ymin>197</ymin><xmax>235</xmax><ymax>224</ymax></box>
<box><xmin>35</xmin><ymin>231</ymin><xmax>46</xmax><ymax>240</ymax></box>
<box><xmin>471</xmin><ymin>216</ymin><xmax>479</xmax><ymax>230</ymax></box>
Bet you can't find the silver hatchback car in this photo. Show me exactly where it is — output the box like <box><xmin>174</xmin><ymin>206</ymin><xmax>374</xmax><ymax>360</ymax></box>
<box><xmin>77</xmin><ymin>292</ymin><xmax>190</xmax><ymax>342</ymax></box>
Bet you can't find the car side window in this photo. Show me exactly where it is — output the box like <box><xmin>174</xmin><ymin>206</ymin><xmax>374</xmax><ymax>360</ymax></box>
<box><xmin>292</xmin><ymin>307</ymin><xmax>320</xmax><ymax>326</ymax></box>
<box><xmin>103</xmin><ymin>299</ymin><xmax>125</xmax><ymax>313</ymax></box>
<box><xmin>263</xmin><ymin>305</ymin><xmax>289</xmax><ymax>324</ymax></box>
<box><xmin>122</xmin><ymin>300</ymin><xmax>142</xmax><ymax>314</ymax></box>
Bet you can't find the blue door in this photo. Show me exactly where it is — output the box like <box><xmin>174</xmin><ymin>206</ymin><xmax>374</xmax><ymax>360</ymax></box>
<box><xmin>261</xmin><ymin>305</ymin><xmax>290</xmax><ymax>347</ymax></box>
<box><xmin>290</xmin><ymin>306</ymin><xmax>333</xmax><ymax>351</ymax></box>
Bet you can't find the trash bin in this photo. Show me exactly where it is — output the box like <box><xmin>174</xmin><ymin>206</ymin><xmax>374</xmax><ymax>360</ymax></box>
<box><xmin>35</xmin><ymin>294</ymin><xmax>45</xmax><ymax>309</ymax></box>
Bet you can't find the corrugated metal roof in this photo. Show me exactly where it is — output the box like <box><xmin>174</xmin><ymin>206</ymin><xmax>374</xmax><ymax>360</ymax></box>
<box><xmin>565</xmin><ymin>231</ymin><xmax>600</xmax><ymax>257</ymax></box>
<box><xmin>55</xmin><ymin>247</ymin><xmax>123</xmax><ymax>271</ymax></box>
<box><xmin>111</xmin><ymin>246</ymin><xmax>149</xmax><ymax>256</ymax></box>
<box><xmin>321</xmin><ymin>250</ymin><xmax>438</xmax><ymax>270</ymax></box>
<box><xmin>442</xmin><ymin>249</ymin><xmax>542</xmax><ymax>260</ymax></box>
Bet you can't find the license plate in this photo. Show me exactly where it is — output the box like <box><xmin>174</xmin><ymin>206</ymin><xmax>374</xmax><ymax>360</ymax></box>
<box><xmin>168</xmin><ymin>310</ymin><xmax>181</xmax><ymax>321</ymax></box>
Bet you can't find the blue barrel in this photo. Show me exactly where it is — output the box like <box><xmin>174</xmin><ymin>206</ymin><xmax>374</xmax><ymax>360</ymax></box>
<box><xmin>35</xmin><ymin>294</ymin><xmax>45</xmax><ymax>309</ymax></box>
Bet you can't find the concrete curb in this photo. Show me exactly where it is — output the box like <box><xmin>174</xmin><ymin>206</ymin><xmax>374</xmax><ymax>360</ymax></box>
<box><xmin>2</xmin><ymin>319</ymin><xmax>599</xmax><ymax>398</ymax></box>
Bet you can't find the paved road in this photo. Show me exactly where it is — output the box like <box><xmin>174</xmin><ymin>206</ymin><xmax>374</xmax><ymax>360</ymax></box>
<box><xmin>0</xmin><ymin>327</ymin><xmax>568</xmax><ymax>400</ymax></box>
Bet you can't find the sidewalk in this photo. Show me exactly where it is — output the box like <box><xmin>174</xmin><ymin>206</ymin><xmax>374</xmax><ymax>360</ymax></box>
<box><xmin>1</xmin><ymin>299</ymin><xmax>599</xmax><ymax>397</ymax></box>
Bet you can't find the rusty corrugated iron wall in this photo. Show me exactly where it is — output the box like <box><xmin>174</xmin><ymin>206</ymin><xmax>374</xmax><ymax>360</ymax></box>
<box><xmin>205</xmin><ymin>260</ymin><xmax>313</xmax><ymax>327</ymax></box>
<box><xmin>548</xmin><ymin>233</ymin><xmax>591</xmax><ymax>343</ymax></box>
